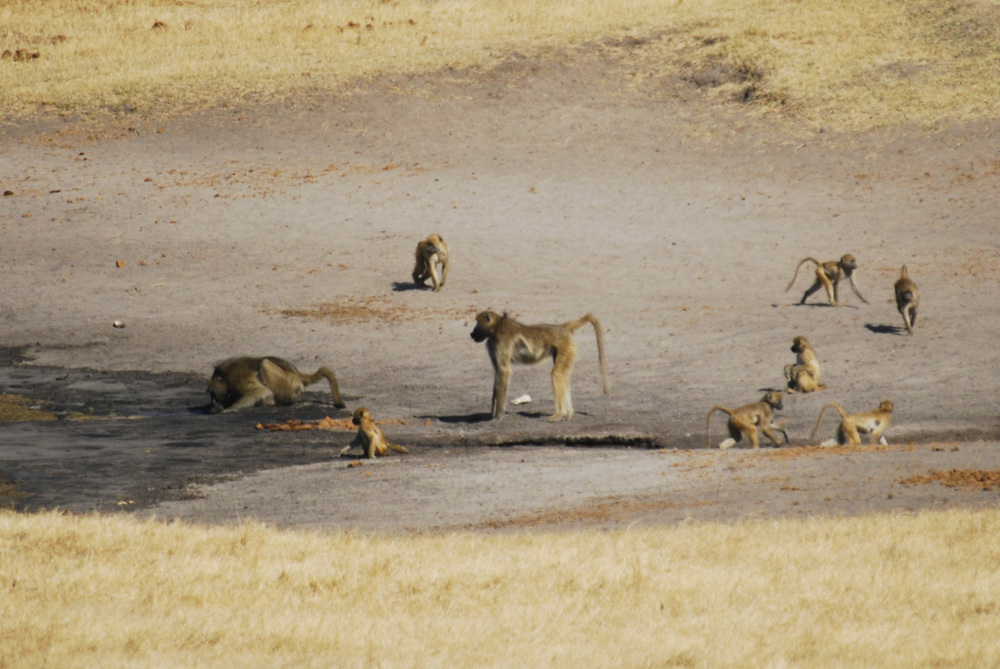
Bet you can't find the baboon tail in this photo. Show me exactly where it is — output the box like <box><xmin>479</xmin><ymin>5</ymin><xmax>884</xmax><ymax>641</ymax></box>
<box><xmin>388</xmin><ymin>443</ymin><xmax>410</xmax><ymax>455</ymax></box>
<box><xmin>565</xmin><ymin>314</ymin><xmax>611</xmax><ymax>395</ymax></box>
<box><xmin>810</xmin><ymin>403</ymin><xmax>845</xmax><ymax>442</ymax></box>
<box><xmin>302</xmin><ymin>367</ymin><xmax>346</xmax><ymax>408</ymax></box>
<box><xmin>785</xmin><ymin>257</ymin><xmax>820</xmax><ymax>292</ymax></box>
<box><xmin>900</xmin><ymin>265</ymin><xmax>909</xmax><ymax>279</ymax></box>
<box><xmin>706</xmin><ymin>406</ymin><xmax>732</xmax><ymax>449</ymax></box>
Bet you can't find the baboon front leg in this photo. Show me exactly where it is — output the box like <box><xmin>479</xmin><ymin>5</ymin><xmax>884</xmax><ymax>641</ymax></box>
<box><xmin>429</xmin><ymin>263</ymin><xmax>442</xmax><ymax>291</ymax></box>
<box><xmin>339</xmin><ymin>435</ymin><xmax>360</xmax><ymax>457</ymax></box>
<box><xmin>761</xmin><ymin>424</ymin><xmax>787</xmax><ymax>447</ymax></box>
<box><xmin>492</xmin><ymin>366</ymin><xmax>511</xmax><ymax>420</ymax></box>
<box><xmin>222</xmin><ymin>387</ymin><xmax>274</xmax><ymax>413</ymax></box>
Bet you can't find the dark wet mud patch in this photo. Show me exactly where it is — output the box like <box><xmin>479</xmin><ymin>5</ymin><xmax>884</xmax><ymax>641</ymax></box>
<box><xmin>0</xmin><ymin>361</ymin><xmax>352</xmax><ymax>512</ymax></box>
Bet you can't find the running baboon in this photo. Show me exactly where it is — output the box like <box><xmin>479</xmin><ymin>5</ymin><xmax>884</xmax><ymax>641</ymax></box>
<box><xmin>783</xmin><ymin>335</ymin><xmax>826</xmax><ymax>393</ymax></box>
<box><xmin>412</xmin><ymin>233</ymin><xmax>450</xmax><ymax>291</ymax></box>
<box><xmin>786</xmin><ymin>254</ymin><xmax>868</xmax><ymax>306</ymax></box>
<box><xmin>706</xmin><ymin>391</ymin><xmax>788</xmax><ymax>450</ymax></box>
<box><xmin>810</xmin><ymin>400</ymin><xmax>893</xmax><ymax>447</ymax></box>
<box><xmin>894</xmin><ymin>265</ymin><xmax>920</xmax><ymax>335</ymax></box>
<box><xmin>338</xmin><ymin>407</ymin><xmax>410</xmax><ymax>458</ymax></box>
<box><xmin>470</xmin><ymin>310</ymin><xmax>610</xmax><ymax>421</ymax></box>
<box><xmin>207</xmin><ymin>356</ymin><xmax>346</xmax><ymax>413</ymax></box>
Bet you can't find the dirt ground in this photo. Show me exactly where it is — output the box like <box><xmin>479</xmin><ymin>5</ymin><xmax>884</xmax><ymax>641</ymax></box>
<box><xmin>1</xmin><ymin>49</ymin><xmax>998</xmax><ymax>531</ymax></box>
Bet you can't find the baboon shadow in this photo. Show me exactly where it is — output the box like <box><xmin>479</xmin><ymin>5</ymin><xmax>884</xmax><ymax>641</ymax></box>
<box><xmin>865</xmin><ymin>323</ymin><xmax>905</xmax><ymax>335</ymax></box>
<box><xmin>392</xmin><ymin>281</ymin><xmax>429</xmax><ymax>292</ymax></box>
<box><xmin>795</xmin><ymin>302</ymin><xmax>859</xmax><ymax>309</ymax></box>
<box><xmin>429</xmin><ymin>412</ymin><xmax>495</xmax><ymax>424</ymax></box>
<box><xmin>756</xmin><ymin>387</ymin><xmax>787</xmax><ymax>394</ymax></box>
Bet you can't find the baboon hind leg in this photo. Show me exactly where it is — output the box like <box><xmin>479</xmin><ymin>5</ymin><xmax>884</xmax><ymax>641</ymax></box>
<box><xmin>547</xmin><ymin>342</ymin><xmax>577</xmax><ymax>421</ymax></box>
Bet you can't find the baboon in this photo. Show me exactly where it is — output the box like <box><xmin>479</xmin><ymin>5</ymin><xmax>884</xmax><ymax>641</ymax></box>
<box><xmin>894</xmin><ymin>265</ymin><xmax>920</xmax><ymax>334</ymax></box>
<box><xmin>470</xmin><ymin>310</ymin><xmax>610</xmax><ymax>421</ymax></box>
<box><xmin>412</xmin><ymin>233</ymin><xmax>450</xmax><ymax>291</ymax></box>
<box><xmin>810</xmin><ymin>400</ymin><xmax>893</xmax><ymax>447</ymax></box>
<box><xmin>786</xmin><ymin>254</ymin><xmax>868</xmax><ymax>306</ymax></box>
<box><xmin>706</xmin><ymin>391</ymin><xmax>789</xmax><ymax>450</ymax></box>
<box><xmin>783</xmin><ymin>335</ymin><xmax>826</xmax><ymax>393</ymax></box>
<box><xmin>338</xmin><ymin>407</ymin><xmax>410</xmax><ymax>458</ymax></box>
<box><xmin>207</xmin><ymin>356</ymin><xmax>346</xmax><ymax>413</ymax></box>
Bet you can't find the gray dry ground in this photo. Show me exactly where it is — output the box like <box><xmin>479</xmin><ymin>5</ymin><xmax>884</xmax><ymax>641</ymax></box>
<box><xmin>1</xmin><ymin>51</ymin><xmax>999</xmax><ymax>531</ymax></box>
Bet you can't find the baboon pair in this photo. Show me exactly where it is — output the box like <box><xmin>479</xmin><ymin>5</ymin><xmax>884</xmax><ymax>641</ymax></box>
<box><xmin>706</xmin><ymin>392</ymin><xmax>893</xmax><ymax>449</ymax></box>
<box><xmin>787</xmin><ymin>255</ymin><xmax>921</xmax><ymax>334</ymax></box>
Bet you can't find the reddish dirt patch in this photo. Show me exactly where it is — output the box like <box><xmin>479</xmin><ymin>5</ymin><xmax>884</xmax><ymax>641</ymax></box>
<box><xmin>900</xmin><ymin>469</ymin><xmax>1000</xmax><ymax>491</ymax></box>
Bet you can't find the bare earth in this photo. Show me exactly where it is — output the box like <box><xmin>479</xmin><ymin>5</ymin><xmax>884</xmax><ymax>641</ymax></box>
<box><xmin>1</xmin><ymin>50</ymin><xmax>998</xmax><ymax>531</ymax></box>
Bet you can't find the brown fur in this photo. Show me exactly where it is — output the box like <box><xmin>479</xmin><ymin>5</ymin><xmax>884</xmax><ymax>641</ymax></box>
<box><xmin>706</xmin><ymin>391</ymin><xmax>788</xmax><ymax>450</ymax></box>
<box><xmin>339</xmin><ymin>407</ymin><xmax>409</xmax><ymax>458</ymax></box>
<box><xmin>470</xmin><ymin>310</ymin><xmax>610</xmax><ymax>421</ymax></box>
<box><xmin>207</xmin><ymin>356</ymin><xmax>346</xmax><ymax>413</ymax></box>
<box><xmin>894</xmin><ymin>265</ymin><xmax>920</xmax><ymax>334</ymax></box>
<box><xmin>412</xmin><ymin>233</ymin><xmax>450</xmax><ymax>291</ymax></box>
<box><xmin>786</xmin><ymin>254</ymin><xmax>868</xmax><ymax>306</ymax></box>
<box><xmin>783</xmin><ymin>335</ymin><xmax>826</xmax><ymax>393</ymax></box>
<box><xmin>810</xmin><ymin>400</ymin><xmax>893</xmax><ymax>447</ymax></box>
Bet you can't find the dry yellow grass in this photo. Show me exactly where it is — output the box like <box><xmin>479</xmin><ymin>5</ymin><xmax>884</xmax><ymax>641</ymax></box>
<box><xmin>1</xmin><ymin>0</ymin><xmax>999</xmax><ymax>130</ymax></box>
<box><xmin>2</xmin><ymin>509</ymin><xmax>999</xmax><ymax>667</ymax></box>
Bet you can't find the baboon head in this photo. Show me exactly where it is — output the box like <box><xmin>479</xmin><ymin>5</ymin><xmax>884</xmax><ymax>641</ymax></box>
<box><xmin>763</xmin><ymin>391</ymin><xmax>784</xmax><ymax>411</ymax></box>
<box><xmin>878</xmin><ymin>400</ymin><xmax>894</xmax><ymax>414</ymax></box>
<box><xmin>352</xmin><ymin>407</ymin><xmax>371</xmax><ymax>425</ymax></box>
<box><xmin>470</xmin><ymin>310</ymin><xmax>503</xmax><ymax>343</ymax></box>
<box><xmin>791</xmin><ymin>335</ymin><xmax>811</xmax><ymax>354</ymax></box>
<box><xmin>206</xmin><ymin>374</ymin><xmax>228</xmax><ymax>412</ymax></box>
<box><xmin>840</xmin><ymin>254</ymin><xmax>858</xmax><ymax>272</ymax></box>
<box><xmin>424</xmin><ymin>234</ymin><xmax>444</xmax><ymax>255</ymax></box>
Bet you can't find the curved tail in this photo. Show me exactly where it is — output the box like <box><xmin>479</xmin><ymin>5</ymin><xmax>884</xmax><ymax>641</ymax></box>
<box><xmin>706</xmin><ymin>406</ymin><xmax>734</xmax><ymax>448</ymax></box>
<box><xmin>785</xmin><ymin>257</ymin><xmax>820</xmax><ymax>292</ymax></box>
<box><xmin>810</xmin><ymin>403</ymin><xmax>846</xmax><ymax>442</ymax></box>
<box><xmin>303</xmin><ymin>367</ymin><xmax>346</xmax><ymax>408</ymax></box>
<box><xmin>388</xmin><ymin>443</ymin><xmax>410</xmax><ymax>455</ymax></box>
<box><xmin>565</xmin><ymin>313</ymin><xmax>611</xmax><ymax>395</ymax></box>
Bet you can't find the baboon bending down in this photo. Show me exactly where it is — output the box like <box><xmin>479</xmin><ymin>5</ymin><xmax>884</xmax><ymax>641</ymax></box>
<box><xmin>207</xmin><ymin>356</ymin><xmax>346</xmax><ymax>413</ymax></box>
<box><xmin>412</xmin><ymin>233</ymin><xmax>450</xmax><ymax>291</ymax></box>
<box><xmin>470</xmin><ymin>310</ymin><xmax>610</xmax><ymax>421</ymax></box>
<box><xmin>810</xmin><ymin>400</ymin><xmax>893</xmax><ymax>447</ymax></box>
<box><xmin>894</xmin><ymin>265</ymin><xmax>920</xmax><ymax>334</ymax></box>
<box><xmin>786</xmin><ymin>254</ymin><xmax>868</xmax><ymax>306</ymax></box>
<box><xmin>339</xmin><ymin>407</ymin><xmax>409</xmax><ymax>458</ymax></box>
<box><xmin>706</xmin><ymin>391</ymin><xmax>788</xmax><ymax>450</ymax></box>
<box><xmin>783</xmin><ymin>335</ymin><xmax>826</xmax><ymax>393</ymax></box>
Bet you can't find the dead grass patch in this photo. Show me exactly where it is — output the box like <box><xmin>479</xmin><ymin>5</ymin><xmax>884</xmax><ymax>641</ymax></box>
<box><xmin>1</xmin><ymin>0</ymin><xmax>998</xmax><ymax>131</ymax></box>
<box><xmin>278</xmin><ymin>295</ymin><xmax>467</xmax><ymax>324</ymax></box>
<box><xmin>0</xmin><ymin>394</ymin><xmax>56</xmax><ymax>423</ymax></box>
<box><xmin>3</xmin><ymin>509</ymin><xmax>1000</xmax><ymax>666</ymax></box>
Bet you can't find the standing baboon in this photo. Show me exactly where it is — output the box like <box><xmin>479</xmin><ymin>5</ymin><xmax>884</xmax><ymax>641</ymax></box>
<box><xmin>810</xmin><ymin>400</ymin><xmax>893</xmax><ymax>447</ymax></box>
<box><xmin>786</xmin><ymin>254</ymin><xmax>868</xmax><ymax>306</ymax></box>
<box><xmin>412</xmin><ymin>233</ymin><xmax>450</xmax><ymax>291</ymax></box>
<box><xmin>207</xmin><ymin>356</ymin><xmax>346</xmax><ymax>413</ymax></box>
<box><xmin>339</xmin><ymin>407</ymin><xmax>409</xmax><ymax>458</ymax></box>
<box><xmin>706</xmin><ymin>391</ymin><xmax>788</xmax><ymax>450</ymax></box>
<box><xmin>470</xmin><ymin>310</ymin><xmax>610</xmax><ymax>421</ymax></box>
<box><xmin>894</xmin><ymin>265</ymin><xmax>920</xmax><ymax>334</ymax></box>
<box><xmin>783</xmin><ymin>335</ymin><xmax>826</xmax><ymax>393</ymax></box>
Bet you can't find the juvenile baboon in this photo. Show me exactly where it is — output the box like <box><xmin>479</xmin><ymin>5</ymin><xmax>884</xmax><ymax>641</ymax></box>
<box><xmin>786</xmin><ymin>254</ymin><xmax>868</xmax><ymax>306</ymax></box>
<box><xmin>412</xmin><ymin>233</ymin><xmax>450</xmax><ymax>291</ymax></box>
<box><xmin>894</xmin><ymin>265</ymin><xmax>920</xmax><ymax>335</ymax></box>
<box><xmin>207</xmin><ymin>356</ymin><xmax>346</xmax><ymax>413</ymax></box>
<box><xmin>810</xmin><ymin>400</ymin><xmax>893</xmax><ymax>447</ymax></box>
<box><xmin>706</xmin><ymin>391</ymin><xmax>788</xmax><ymax>450</ymax></box>
<box><xmin>470</xmin><ymin>310</ymin><xmax>610</xmax><ymax>421</ymax></box>
<box><xmin>783</xmin><ymin>335</ymin><xmax>826</xmax><ymax>393</ymax></box>
<box><xmin>338</xmin><ymin>407</ymin><xmax>410</xmax><ymax>458</ymax></box>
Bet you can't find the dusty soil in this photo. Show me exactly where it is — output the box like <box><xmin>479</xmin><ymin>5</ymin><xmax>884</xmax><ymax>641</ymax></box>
<box><xmin>1</xmin><ymin>49</ymin><xmax>998</xmax><ymax>531</ymax></box>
